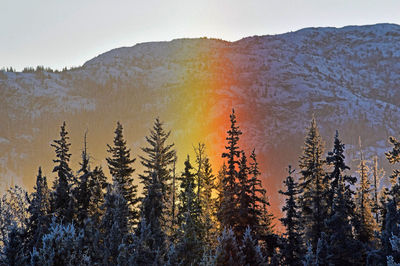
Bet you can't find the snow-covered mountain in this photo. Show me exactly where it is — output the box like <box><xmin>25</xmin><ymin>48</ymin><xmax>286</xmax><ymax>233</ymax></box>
<box><xmin>1</xmin><ymin>23</ymin><xmax>400</xmax><ymax>214</ymax></box>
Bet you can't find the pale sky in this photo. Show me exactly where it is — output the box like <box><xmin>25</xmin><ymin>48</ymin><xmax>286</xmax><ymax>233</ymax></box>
<box><xmin>1</xmin><ymin>0</ymin><xmax>399</xmax><ymax>70</ymax></box>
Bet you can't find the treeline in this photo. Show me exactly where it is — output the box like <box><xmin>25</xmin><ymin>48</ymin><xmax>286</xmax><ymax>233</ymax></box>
<box><xmin>1</xmin><ymin>110</ymin><xmax>400</xmax><ymax>265</ymax></box>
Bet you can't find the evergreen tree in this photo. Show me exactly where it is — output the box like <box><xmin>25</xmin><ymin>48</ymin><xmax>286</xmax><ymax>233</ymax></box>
<box><xmin>354</xmin><ymin>138</ymin><xmax>376</xmax><ymax>244</ymax></box>
<box><xmin>236</xmin><ymin>151</ymin><xmax>255</xmax><ymax>238</ymax></box>
<box><xmin>218</xmin><ymin>109</ymin><xmax>242</xmax><ymax>230</ymax></box>
<box><xmin>279</xmin><ymin>166</ymin><xmax>303</xmax><ymax>266</ymax></box>
<box><xmin>88</xmin><ymin>166</ymin><xmax>107</xmax><ymax>226</ymax></box>
<box><xmin>100</xmin><ymin>184</ymin><xmax>130</xmax><ymax>265</ymax></box>
<box><xmin>214</xmin><ymin>228</ymin><xmax>242</xmax><ymax>266</ymax></box>
<box><xmin>51</xmin><ymin>121</ymin><xmax>74</xmax><ymax>223</ymax></box>
<box><xmin>381</xmin><ymin>200</ymin><xmax>400</xmax><ymax>263</ymax></box>
<box><xmin>25</xmin><ymin>167</ymin><xmax>51</xmax><ymax>253</ymax></box>
<box><xmin>371</xmin><ymin>156</ymin><xmax>385</xmax><ymax>224</ymax></box>
<box><xmin>1</xmin><ymin>226</ymin><xmax>27</xmax><ymax>266</ymax></box>
<box><xmin>177</xmin><ymin>156</ymin><xmax>201</xmax><ymax>228</ymax></box>
<box><xmin>138</xmin><ymin>171</ymin><xmax>167</xmax><ymax>259</ymax></box>
<box><xmin>33</xmin><ymin>219</ymin><xmax>89</xmax><ymax>265</ymax></box>
<box><xmin>106</xmin><ymin>122</ymin><xmax>139</xmax><ymax>226</ymax></box>
<box><xmin>174</xmin><ymin>156</ymin><xmax>204</xmax><ymax>264</ymax></box>
<box><xmin>315</xmin><ymin>233</ymin><xmax>329</xmax><ymax>266</ymax></box>
<box><xmin>139</xmin><ymin>118</ymin><xmax>175</xmax><ymax>232</ymax></box>
<box><xmin>239</xmin><ymin>227</ymin><xmax>266</xmax><ymax>266</ymax></box>
<box><xmin>386</xmin><ymin>136</ymin><xmax>400</xmax><ymax>205</ymax></box>
<box><xmin>249</xmin><ymin>150</ymin><xmax>272</xmax><ymax>239</ymax></box>
<box><xmin>73</xmin><ymin>133</ymin><xmax>92</xmax><ymax>227</ymax></box>
<box><xmin>298</xmin><ymin>117</ymin><xmax>327</xmax><ymax>250</ymax></box>
<box><xmin>201</xmin><ymin>156</ymin><xmax>217</xmax><ymax>248</ymax></box>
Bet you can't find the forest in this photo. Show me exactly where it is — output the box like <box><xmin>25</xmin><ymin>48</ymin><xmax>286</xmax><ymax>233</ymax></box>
<box><xmin>1</xmin><ymin>109</ymin><xmax>400</xmax><ymax>266</ymax></box>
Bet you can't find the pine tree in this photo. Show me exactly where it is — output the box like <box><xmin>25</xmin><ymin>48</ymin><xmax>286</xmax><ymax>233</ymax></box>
<box><xmin>315</xmin><ymin>233</ymin><xmax>329</xmax><ymax>266</ymax></box>
<box><xmin>88</xmin><ymin>166</ymin><xmax>107</xmax><ymax>226</ymax></box>
<box><xmin>354</xmin><ymin>138</ymin><xmax>376</xmax><ymax>244</ymax></box>
<box><xmin>279</xmin><ymin>166</ymin><xmax>303</xmax><ymax>266</ymax></box>
<box><xmin>249</xmin><ymin>150</ymin><xmax>273</xmax><ymax>242</ymax></box>
<box><xmin>101</xmin><ymin>184</ymin><xmax>130</xmax><ymax>265</ymax></box>
<box><xmin>218</xmin><ymin>109</ymin><xmax>242</xmax><ymax>230</ymax></box>
<box><xmin>298</xmin><ymin>117</ymin><xmax>327</xmax><ymax>250</ymax></box>
<box><xmin>139</xmin><ymin>118</ymin><xmax>175</xmax><ymax>232</ymax></box>
<box><xmin>51</xmin><ymin>121</ymin><xmax>74</xmax><ymax>223</ymax></box>
<box><xmin>386</xmin><ymin>136</ymin><xmax>400</xmax><ymax>205</ymax></box>
<box><xmin>381</xmin><ymin>200</ymin><xmax>400</xmax><ymax>263</ymax></box>
<box><xmin>214</xmin><ymin>228</ymin><xmax>242</xmax><ymax>266</ymax></box>
<box><xmin>106</xmin><ymin>122</ymin><xmax>139</xmax><ymax>227</ymax></box>
<box><xmin>138</xmin><ymin>171</ymin><xmax>167</xmax><ymax>259</ymax></box>
<box><xmin>239</xmin><ymin>227</ymin><xmax>266</xmax><ymax>266</ymax></box>
<box><xmin>25</xmin><ymin>167</ymin><xmax>51</xmax><ymax>252</ymax></box>
<box><xmin>201</xmin><ymin>156</ymin><xmax>217</xmax><ymax>248</ymax></box>
<box><xmin>1</xmin><ymin>226</ymin><xmax>27</xmax><ymax>266</ymax></box>
<box><xmin>33</xmin><ymin>219</ymin><xmax>89</xmax><ymax>265</ymax></box>
<box><xmin>371</xmin><ymin>156</ymin><xmax>385</xmax><ymax>224</ymax></box>
<box><xmin>73</xmin><ymin>133</ymin><xmax>92</xmax><ymax>227</ymax></box>
<box><xmin>174</xmin><ymin>156</ymin><xmax>204</xmax><ymax>264</ymax></box>
<box><xmin>177</xmin><ymin>156</ymin><xmax>201</xmax><ymax>228</ymax></box>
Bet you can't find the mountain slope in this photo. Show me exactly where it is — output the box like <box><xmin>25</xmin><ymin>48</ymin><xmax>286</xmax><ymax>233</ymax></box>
<box><xmin>1</xmin><ymin>23</ymin><xmax>400</xmax><ymax>217</ymax></box>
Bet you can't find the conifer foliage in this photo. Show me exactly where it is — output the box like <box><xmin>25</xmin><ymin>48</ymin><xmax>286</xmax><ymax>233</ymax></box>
<box><xmin>5</xmin><ymin>111</ymin><xmax>400</xmax><ymax>265</ymax></box>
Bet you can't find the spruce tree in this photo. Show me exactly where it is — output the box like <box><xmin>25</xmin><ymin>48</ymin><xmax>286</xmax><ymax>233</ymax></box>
<box><xmin>51</xmin><ymin>121</ymin><xmax>74</xmax><ymax>223</ymax></box>
<box><xmin>177</xmin><ymin>156</ymin><xmax>202</xmax><ymax>234</ymax></box>
<box><xmin>73</xmin><ymin>133</ymin><xmax>92</xmax><ymax>227</ymax></box>
<box><xmin>139</xmin><ymin>118</ymin><xmax>175</xmax><ymax>232</ymax></box>
<box><xmin>200</xmin><ymin>156</ymin><xmax>217</xmax><ymax>248</ymax></box>
<box><xmin>372</xmin><ymin>156</ymin><xmax>385</xmax><ymax>224</ymax></box>
<box><xmin>279</xmin><ymin>166</ymin><xmax>303</xmax><ymax>266</ymax></box>
<box><xmin>25</xmin><ymin>167</ymin><xmax>50</xmax><ymax>252</ymax></box>
<box><xmin>249</xmin><ymin>150</ymin><xmax>273</xmax><ymax>241</ymax></box>
<box><xmin>138</xmin><ymin>171</ymin><xmax>167</xmax><ymax>260</ymax></box>
<box><xmin>298</xmin><ymin>117</ymin><xmax>327</xmax><ymax>250</ymax></box>
<box><xmin>100</xmin><ymin>184</ymin><xmax>130</xmax><ymax>265</ymax></box>
<box><xmin>236</xmin><ymin>151</ymin><xmax>256</xmax><ymax>239</ymax></box>
<box><xmin>218</xmin><ymin>109</ymin><xmax>242</xmax><ymax>230</ymax></box>
<box><xmin>354</xmin><ymin>139</ymin><xmax>376</xmax><ymax>244</ymax></box>
<box><xmin>106</xmin><ymin>122</ymin><xmax>139</xmax><ymax>227</ymax></box>
<box><xmin>214</xmin><ymin>228</ymin><xmax>242</xmax><ymax>266</ymax></box>
<box><xmin>386</xmin><ymin>136</ymin><xmax>400</xmax><ymax>204</ymax></box>
<box><xmin>239</xmin><ymin>227</ymin><xmax>266</xmax><ymax>266</ymax></box>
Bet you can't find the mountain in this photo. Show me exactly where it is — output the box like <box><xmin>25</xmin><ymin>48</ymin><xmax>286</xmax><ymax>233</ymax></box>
<box><xmin>1</xmin><ymin>23</ymin><xmax>400</xmax><ymax>217</ymax></box>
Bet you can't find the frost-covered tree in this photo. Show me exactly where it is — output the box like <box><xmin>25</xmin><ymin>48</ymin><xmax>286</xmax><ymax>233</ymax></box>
<box><xmin>1</xmin><ymin>226</ymin><xmax>27</xmax><ymax>265</ymax></box>
<box><xmin>100</xmin><ymin>184</ymin><xmax>130</xmax><ymax>265</ymax></box>
<box><xmin>354</xmin><ymin>139</ymin><xmax>376</xmax><ymax>244</ymax></box>
<box><xmin>218</xmin><ymin>109</ymin><xmax>242</xmax><ymax>230</ymax></box>
<box><xmin>32</xmin><ymin>219</ymin><xmax>89</xmax><ymax>266</ymax></box>
<box><xmin>138</xmin><ymin>171</ymin><xmax>167</xmax><ymax>260</ymax></box>
<box><xmin>298</xmin><ymin>117</ymin><xmax>327</xmax><ymax>250</ymax></box>
<box><xmin>386</xmin><ymin>136</ymin><xmax>400</xmax><ymax>205</ymax></box>
<box><xmin>201</xmin><ymin>156</ymin><xmax>217</xmax><ymax>248</ymax></box>
<box><xmin>106</xmin><ymin>122</ymin><xmax>139</xmax><ymax>226</ymax></box>
<box><xmin>249</xmin><ymin>150</ymin><xmax>272</xmax><ymax>240</ymax></box>
<box><xmin>279</xmin><ymin>166</ymin><xmax>303</xmax><ymax>266</ymax></box>
<box><xmin>214</xmin><ymin>228</ymin><xmax>242</xmax><ymax>266</ymax></box>
<box><xmin>51</xmin><ymin>121</ymin><xmax>74</xmax><ymax>223</ymax></box>
<box><xmin>0</xmin><ymin>185</ymin><xmax>29</xmax><ymax>247</ymax></box>
<box><xmin>140</xmin><ymin>118</ymin><xmax>175</xmax><ymax>232</ymax></box>
<box><xmin>372</xmin><ymin>156</ymin><xmax>385</xmax><ymax>224</ymax></box>
<box><xmin>239</xmin><ymin>227</ymin><xmax>266</xmax><ymax>266</ymax></box>
<box><xmin>25</xmin><ymin>167</ymin><xmax>51</xmax><ymax>252</ymax></box>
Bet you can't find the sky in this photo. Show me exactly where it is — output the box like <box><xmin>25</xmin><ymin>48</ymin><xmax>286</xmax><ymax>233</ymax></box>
<box><xmin>1</xmin><ymin>0</ymin><xmax>400</xmax><ymax>71</ymax></box>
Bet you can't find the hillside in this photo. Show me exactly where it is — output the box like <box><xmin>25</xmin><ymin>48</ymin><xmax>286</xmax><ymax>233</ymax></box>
<box><xmin>1</xmin><ymin>23</ymin><xmax>400</xmax><ymax>217</ymax></box>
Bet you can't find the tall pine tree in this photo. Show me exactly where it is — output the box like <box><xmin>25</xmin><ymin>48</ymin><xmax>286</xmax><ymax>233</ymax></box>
<box><xmin>106</xmin><ymin>122</ymin><xmax>139</xmax><ymax>227</ymax></box>
<box><xmin>279</xmin><ymin>166</ymin><xmax>303</xmax><ymax>266</ymax></box>
<box><xmin>50</xmin><ymin>121</ymin><xmax>74</xmax><ymax>223</ymax></box>
<box><xmin>298</xmin><ymin>117</ymin><xmax>327</xmax><ymax>250</ymax></box>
